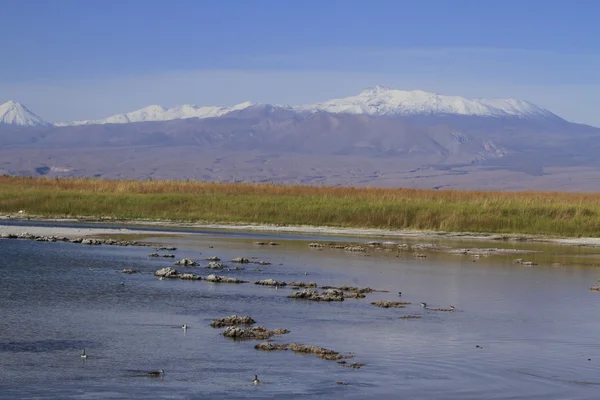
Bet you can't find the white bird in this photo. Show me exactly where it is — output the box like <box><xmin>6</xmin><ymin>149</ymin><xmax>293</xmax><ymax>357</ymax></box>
<box><xmin>253</xmin><ymin>375</ymin><xmax>260</xmax><ymax>385</ymax></box>
<box><xmin>182</xmin><ymin>324</ymin><xmax>188</xmax><ymax>331</ymax></box>
<box><xmin>81</xmin><ymin>349</ymin><xmax>88</xmax><ymax>359</ymax></box>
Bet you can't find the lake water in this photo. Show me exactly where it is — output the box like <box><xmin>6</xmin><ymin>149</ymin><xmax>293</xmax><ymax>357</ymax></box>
<box><xmin>1</xmin><ymin>222</ymin><xmax>600</xmax><ymax>399</ymax></box>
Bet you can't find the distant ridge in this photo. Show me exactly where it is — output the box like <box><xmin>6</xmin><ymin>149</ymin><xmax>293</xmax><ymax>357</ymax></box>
<box><xmin>56</xmin><ymin>101</ymin><xmax>256</xmax><ymax>126</ymax></box>
<box><xmin>295</xmin><ymin>86</ymin><xmax>561</xmax><ymax>120</ymax></box>
<box><xmin>3</xmin><ymin>86</ymin><xmax>564</xmax><ymax>127</ymax></box>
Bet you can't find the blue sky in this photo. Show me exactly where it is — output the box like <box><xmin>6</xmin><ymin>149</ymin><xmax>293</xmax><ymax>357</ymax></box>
<box><xmin>1</xmin><ymin>0</ymin><xmax>599</xmax><ymax>124</ymax></box>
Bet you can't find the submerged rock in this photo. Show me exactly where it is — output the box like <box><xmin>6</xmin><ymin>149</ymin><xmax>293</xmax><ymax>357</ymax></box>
<box><xmin>174</xmin><ymin>258</ymin><xmax>199</xmax><ymax>266</ymax></box>
<box><xmin>399</xmin><ymin>315</ymin><xmax>422</xmax><ymax>319</ymax></box>
<box><xmin>254</xmin><ymin>342</ymin><xmax>352</xmax><ymax>361</ymax></box>
<box><xmin>205</xmin><ymin>274</ymin><xmax>247</xmax><ymax>284</ymax></box>
<box><xmin>590</xmin><ymin>286</ymin><xmax>600</xmax><ymax>291</ymax></box>
<box><xmin>287</xmin><ymin>281</ymin><xmax>317</xmax><ymax>288</ymax></box>
<box><xmin>344</xmin><ymin>246</ymin><xmax>367</xmax><ymax>252</ymax></box>
<box><xmin>154</xmin><ymin>267</ymin><xmax>180</xmax><ymax>278</ymax></box>
<box><xmin>206</xmin><ymin>256</ymin><xmax>221</xmax><ymax>261</ymax></box>
<box><xmin>122</xmin><ymin>269</ymin><xmax>138</xmax><ymax>274</ymax></box>
<box><xmin>371</xmin><ymin>301</ymin><xmax>410</xmax><ymax>308</ymax></box>
<box><xmin>344</xmin><ymin>292</ymin><xmax>366</xmax><ymax>299</ymax></box>
<box><xmin>346</xmin><ymin>362</ymin><xmax>366</xmax><ymax>369</ymax></box>
<box><xmin>156</xmin><ymin>246</ymin><xmax>177</xmax><ymax>251</ymax></box>
<box><xmin>338</xmin><ymin>285</ymin><xmax>388</xmax><ymax>294</ymax></box>
<box><xmin>513</xmin><ymin>258</ymin><xmax>538</xmax><ymax>266</ymax></box>
<box><xmin>254</xmin><ymin>279</ymin><xmax>286</xmax><ymax>287</ymax></box>
<box><xmin>223</xmin><ymin>326</ymin><xmax>290</xmax><ymax>340</ymax></box>
<box><xmin>231</xmin><ymin>257</ymin><xmax>250</xmax><ymax>264</ymax></box>
<box><xmin>210</xmin><ymin>315</ymin><xmax>256</xmax><ymax>328</ymax></box>
<box><xmin>288</xmin><ymin>288</ymin><xmax>344</xmax><ymax>302</ymax></box>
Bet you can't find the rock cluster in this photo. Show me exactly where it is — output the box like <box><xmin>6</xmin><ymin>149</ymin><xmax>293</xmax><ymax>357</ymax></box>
<box><xmin>210</xmin><ymin>315</ymin><xmax>256</xmax><ymax>328</ymax></box>
<box><xmin>149</xmin><ymin>253</ymin><xmax>175</xmax><ymax>258</ymax></box>
<box><xmin>1</xmin><ymin>233</ymin><xmax>152</xmax><ymax>247</ymax></box>
<box><xmin>288</xmin><ymin>289</ymin><xmax>344</xmax><ymax>302</ymax></box>
<box><xmin>122</xmin><ymin>269</ymin><xmax>138</xmax><ymax>274</ymax></box>
<box><xmin>222</xmin><ymin>326</ymin><xmax>290</xmax><ymax>340</ymax></box>
<box><xmin>371</xmin><ymin>301</ymin><xmax>409</xmax><ymax>308</ymax></box>
<box><xmin>254</xmin><ymin>279</ymin><xmax>286</xmax><ymax>287</ymax></box>
<box><xmin>231</xmin><ymin>257</ymin><xmax>250</xmax><ymax>264</ymax></box>
<box><xmin>205</xmin><ymin>274</ymin><xmax>247</xmax><ymax>284</ymax></box>
<box><xmin>254</xmin><ymin>342</ymin><xmax>352</xmax><ymax>361</ymax></box>
<box><xmin>174</xmin><ymin>258</ymin><xmax>199</xmax><ymax>266</ymax></box>
<box><xmin>153</xmin><ymin>267</ymin><xmax>201</xmax><ymax>280</ymax></box>
<box><xmin>287</xmin><ymin>281</ymin><xmax>317</xmax><ymax>288</ymax></box>
<box><xmin>206</xmin><ymin>261</ymin><xmax>227</xmax><ymax>270</ymax></box>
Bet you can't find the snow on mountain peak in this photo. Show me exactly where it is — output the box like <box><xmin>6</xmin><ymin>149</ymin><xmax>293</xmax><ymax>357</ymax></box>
<box><xmin>58</xmin><ymin>101</ymin><xmax>256</xmax><ymax>126</ymax></box>
<box><xmin>296</xmin><ymin>87</ymin><xmax>559</xmax><ymax>120</ymax></box>
<box><xmin>0</xmin><ymin>100</ymin><xmax>49</xmax><ymax>126</ymax></box>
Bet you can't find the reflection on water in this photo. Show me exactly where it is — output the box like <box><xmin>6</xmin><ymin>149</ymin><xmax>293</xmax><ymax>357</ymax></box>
<box><xmin>1</xmin><ymin>227</ymin><xmax>600</xmax><ymax>399</ymax></box>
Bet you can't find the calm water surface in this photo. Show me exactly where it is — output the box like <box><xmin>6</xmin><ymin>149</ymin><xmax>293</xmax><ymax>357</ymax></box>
<box><xmin>1</xmin><ymin>225</ymin><xmax>600</xmax><ymax>399</ymax></box>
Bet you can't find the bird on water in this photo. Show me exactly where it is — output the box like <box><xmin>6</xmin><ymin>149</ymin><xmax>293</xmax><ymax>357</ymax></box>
<box><xmin>80</xmin><ymin>349</ymin><xmax>88</xmax><ymax>359</ymax></box>
<box><xmin>148</xmin><ymin>369</ymin><xmax>165</xmax><ymax>377</ymax></box>
<box><xmin>253</xmin><ymin>375</ymin><xmax>260</xmax><ymax>385</ymax></box>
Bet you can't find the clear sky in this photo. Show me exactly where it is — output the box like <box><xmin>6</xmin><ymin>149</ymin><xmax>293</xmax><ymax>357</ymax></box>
<box><xmin>1</xmin><ymin>0</ymin><xmax>599</xmax><ymax>125</ymax></box>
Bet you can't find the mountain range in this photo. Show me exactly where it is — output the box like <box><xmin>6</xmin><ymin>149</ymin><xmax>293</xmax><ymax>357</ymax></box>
<box><xmin>1</xmin><ymin>86</ymin><xmax>599</xmax><ymax>191</ymax></box>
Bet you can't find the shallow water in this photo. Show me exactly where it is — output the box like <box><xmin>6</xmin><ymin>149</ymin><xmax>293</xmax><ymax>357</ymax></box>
<box><xmin>1</xmin><ymin>225</ymin><xmax>600</xmax><ymax>399</ymax></box>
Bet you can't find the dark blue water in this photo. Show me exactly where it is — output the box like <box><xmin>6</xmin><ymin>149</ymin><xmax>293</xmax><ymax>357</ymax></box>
<box><xmin>1</xmin><ymin>229</ymin><xmax>600</xmax><ymax>399</ymax></box>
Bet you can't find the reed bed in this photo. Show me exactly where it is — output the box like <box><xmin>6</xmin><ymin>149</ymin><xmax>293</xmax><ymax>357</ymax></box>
<box><xmin>1</xmin><ymin>176</ymin><xmax>600</xmax><ymax>237</ymax></box>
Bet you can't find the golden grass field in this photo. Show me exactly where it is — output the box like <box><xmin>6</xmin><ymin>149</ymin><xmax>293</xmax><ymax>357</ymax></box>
<box><xmin>1</xmin><ymin>176</ymin><xmax>600</xmax><ymax>237</ymax></box>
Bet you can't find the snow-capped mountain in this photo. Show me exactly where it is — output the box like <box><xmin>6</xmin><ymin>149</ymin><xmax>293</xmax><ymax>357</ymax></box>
<box><xmin>0</xmin><ymin>100</ymin><xmax>49</xmax><ymax>126</ymax></box>
<box><xmin>295</xmin><ymin>86</ymin><xmax>561</xmax><ymax>120</ymax></box>
<box><xmin>57</xmin><ymin>101</ymin><xmax>255</xmax><ymax>126</ymax></box>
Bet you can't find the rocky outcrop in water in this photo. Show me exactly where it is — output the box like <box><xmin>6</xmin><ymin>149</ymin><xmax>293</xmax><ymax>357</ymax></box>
<box><xmin>288</xmin><ymin>288</ymin><xmax>344</xmax><ymax>302</ymax></box>
<box><xmin>156</xmin><ymin>246</ymin><xmax>177</xmax><ymax>251</ymax></box>
<box><xmin>254</xmin><ymin>241</ymin><xmax>280</xmax><ymax>246</ymax></box>
<box><xmin>254</xmin><ymin>342</ymin><xmax>352</xmax><ymax>360</ymax></box>
<box><xmin>210</xmin><ymin>315</ymin><xmax>256</xmax><ymax>328</ymax></box>
<box><xmin>122</xmin><ymin>269</ymin><xmax>138</xmax><ymax>274</ymax></box>
<box><xmin>205</xmin><ymin>274</ymin><xmax>247</xmax><ymax>283</ymax></box>
<box><xmin>174</xmin><ymin>258</ymin><xmax>199</xmax><ymax>266</ymax></box>
<box><xmin>231</xmin><ymin>257</ymin><xmax>250</xmax><ymax>264</ymax></box>
<box><xmin>154</xmin><ymin>267</ymin><xmax>180</xmax><ymax>278</ymax></box>
<box><xmin>371</xmin><ymin>301</ymin><xmax>410</xmax><ymax>308</ymax></box>
<box><xmin>206</xmin><ymin>261</ymin><xmax>227</xmax><ymax>270</ymax></box>
<box><xmin>399</xmin><ymin>315</ymin><xmax>422</xmax><ymax>319</ymax></box>
<box><xmin>222</xmin><ymin>326</ymin><xmax>290</xmax><ymax>340</ymax></box>
<box><xmin>179</xmin><ymin>273</ymin><xmax>201</xmax><ymax>280</ymax></box>
<box><xmin>149</xmin><ymin>253</ymin><xmax>175</xmax><ymax>258</ymax></box>
<box><xmin>205</xmin><ymin>256</ymin><xmax>221</xmax><ymax>261</ymax></box>
<box><xmin>287</xmin><ymin>281</ymin><xmax>317</xmax><ymax>288</ymax></box>
<box><xmin>254</xmin><ymin>279</ymin><xmax>286</xmax><ymax>287</ymax></box>
<box><xmin>344</xmin><ymin>292</ymin><xmax>366</xmax><ymax>299</ymax></box>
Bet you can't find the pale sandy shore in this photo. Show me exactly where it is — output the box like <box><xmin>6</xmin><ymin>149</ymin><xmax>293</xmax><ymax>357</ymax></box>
<box><xmin>1</xmin><ymin>216</ymin><xmax>600</xmax><ymax>247</ymax></box>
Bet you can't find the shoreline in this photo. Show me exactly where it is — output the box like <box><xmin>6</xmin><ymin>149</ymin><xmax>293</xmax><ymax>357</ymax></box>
<box><xmin>1</xmin><ymin>215</ymin><xmax>600</xmax><ymax>247</ymax></box>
